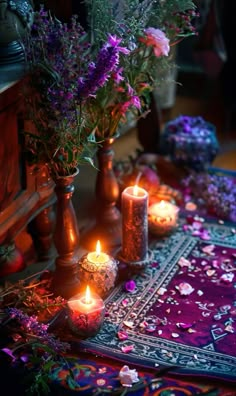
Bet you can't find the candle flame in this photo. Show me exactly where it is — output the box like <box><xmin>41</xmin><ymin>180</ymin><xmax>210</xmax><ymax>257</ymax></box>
<box><xmin>85</xmin><ymin>285</ymin><xmax>91</xmax><ymax>304</ymax></box>
<box><xmin>96</xmin><ymin>240</ymin><xmax>101</xmax><ymax>256</ymax></box>
<box><xmin>159</xmin><ymin>200</ymin><xmax>166</xmax><ymax>208</ymax></box>
<box><xmin>133</xmin><ymin>185</ymin><xmax>139</xmax><ymax>196</ymax></box>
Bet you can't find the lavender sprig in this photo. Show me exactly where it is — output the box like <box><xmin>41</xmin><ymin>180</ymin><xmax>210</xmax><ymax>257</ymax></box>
<box><xmin>6</xmin><ymin>307</ymin><xmax>70</xmax><ymax>354</ymax></box>
<box><xmin>77</xmin><ymin>35</ymin><xmax>129</xmax><ymax>100</ymax></box>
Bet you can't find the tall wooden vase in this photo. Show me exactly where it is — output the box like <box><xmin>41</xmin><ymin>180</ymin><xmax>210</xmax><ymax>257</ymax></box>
<box><xmin>51</xmin><ymin>168</ymin><xmax>80</xmax><ymax>299</ymax></box>
<box><xmin>82</xmin><ymin>137</ymin><xmax>121</xmax><ymax>252</ymax></box>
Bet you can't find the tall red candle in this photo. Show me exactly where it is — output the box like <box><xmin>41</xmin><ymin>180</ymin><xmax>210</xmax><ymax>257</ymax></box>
<box><xmin>121</xmin><ymin>185</ymin><xmax>149</xmax><ymax>263</ymax></box>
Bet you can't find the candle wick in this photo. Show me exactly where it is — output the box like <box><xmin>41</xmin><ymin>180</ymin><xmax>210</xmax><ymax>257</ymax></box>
<box><xmin>135</xmin><ymin>171</ymin><xmax>142</xmax><ymax>185</ymax></box>
<box><xmin>96</xmin><ymin>254</ymin><xmax>100</xmax><ymax>259</ymax></box>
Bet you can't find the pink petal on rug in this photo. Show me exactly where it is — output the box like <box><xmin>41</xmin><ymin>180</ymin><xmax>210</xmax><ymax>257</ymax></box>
<box><xmin>206</xmin><ymin>269</ymin><xmax>216</xmax><ymax>277</ymax></box>
<box><xmin>176</xmin><ymin>322</ymin><xmax>193</xmax><ymax>330</ymax></box>
<box><xmin>118</xmin><ymin>330</ymin><xmax>129</xmax><ymax>340</ymax></box>
<box><xmin>220</xmin><ymin>273</ymin><xmax>234</xmax><ymax>283</ymax></box>
<box><xmin>119</xmin><ymin>365</ymin><xmax>139</xmax><ymax>386</ymax></box>
<box><xmin>123</xmin><ymin>321</ymin><xmax>134</xmax><ymax>328</ymax></box>
<box><xmin>225</xmin><ymin>324</ymin><xmax>234</xmax><ymax>333</ymax></box>
<box><xmin>122</xmin><ymin>299</ymin><xmax>129</xmax><ymax>307</ymax></box>
<box><xmin>178</xmin><ymin>257</ymin><xmax>191</xmax><ymax>268</ymax></box>
<box><xmin>202</xmin><ymin>244</ymin><xmax>215</xmax><ymax>254</ymax></box>
<box><xmin>200</xmin><ymin>230</ymin><xmax>211</xmax><ymax>240</ymax></box>
<box><xmin>172</xmin><ymin>333</ymin><xmax>179</xmax><ymax>338</ymax></box>
<box><xmin>157</xmin><ymin>287</ymin><xmax>167</xmax><ymax>295</ymax></box>
<box><xmin>121</xmin><ymin>345</ymin><xmax>135</xmax><ymax>353</ymax></box>
<box><xmin>176</xmin><ymin>282</ymin><xmax>194</xmax><ymax>296</ymax></box>
<box><xmin>192</xmin><ymin>221</ymin><xmax>202</xmax><ymax>229</ymax></box>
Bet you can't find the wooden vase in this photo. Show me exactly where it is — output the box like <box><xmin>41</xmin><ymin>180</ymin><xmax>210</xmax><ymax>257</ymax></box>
<box><xmin>81</xmin><ymin>137</ymin><xmax>121</xmax><ymax>252</ymax></box>
<box><xmin>51</xmin><ymin>168</ymin><xmax>80</xmax><ymax>298</ymax></box>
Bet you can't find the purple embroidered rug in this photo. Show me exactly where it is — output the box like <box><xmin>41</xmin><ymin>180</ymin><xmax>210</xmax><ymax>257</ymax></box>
<box><xmin>75</xmin><ymin>216</ymin><xmax>236</xmax><ymax>381</ymax></box>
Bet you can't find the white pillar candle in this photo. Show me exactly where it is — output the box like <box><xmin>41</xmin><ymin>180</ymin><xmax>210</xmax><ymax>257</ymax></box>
<box><xmin>148</xmin><ymin>200</ymin><xmax>179</xmax><ymax>236</ymax></box>
<box><xmin>121</xmin><ymin>185</ymin><xmax>149</xmax><ymax>262</ymax></box>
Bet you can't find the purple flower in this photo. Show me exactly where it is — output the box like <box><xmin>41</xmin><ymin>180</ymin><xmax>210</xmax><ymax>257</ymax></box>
<box><xmin>77</xmin><ymin>35</ymin><xmax>129</xmax><ymax>100</ymax></box>
<box><xmin>130</xmin><ymin>95</ymin><xmax>141</xmax><ymax>109</ymax></box>
<box><xmin>1</xmin><ymin>348</ymin><xmax>16</xmax><ymax>361</ymax></box>
<box><xmin>112</xmin><ymin>67</ymin><xmax>124</xmax><ymax>84</ymax></box>
<box><xmin>108</xmin><ymin>35</ymin><xmax>130</xmax><ymax>54</ymax></box>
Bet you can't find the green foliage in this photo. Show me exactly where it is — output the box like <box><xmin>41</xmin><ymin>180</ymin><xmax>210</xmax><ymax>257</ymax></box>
<box><xmin>83</xmin><ymin>0</ymin><xmax>198</xmax><ymax>139</ymax></box>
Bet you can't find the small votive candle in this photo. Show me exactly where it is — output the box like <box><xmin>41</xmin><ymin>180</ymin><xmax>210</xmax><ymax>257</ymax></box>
<box><xmin>67</xmin><ymin>285</ymin><xmax>105</xmax><ymax>337</ymax></box>
<box><xmin>78</xmin><ymin>241</ymin><xmax>118</xmax><ymax>298</ymax></box>
<box><xmin>121</xmin><ymin>185</ymin><xmax>149</xmax><ymax>263</ymax></box>
<box><xmin>148</xmin><ymin>200</ymin><xmax>179</xmax><ymax>236</ymax></box>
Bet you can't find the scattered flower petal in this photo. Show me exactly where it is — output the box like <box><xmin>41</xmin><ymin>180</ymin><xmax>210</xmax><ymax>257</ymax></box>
<box><xmin>124</xmin><ymin>280</ymin><xmax>136</xmax><ymax>293</ymax></box>
<box><xmin>123</xmin><ymin>321</ymin><xmax>134</xmax><ymax>328</ymax></box>
<box><xmin>225</xmin><ymin>325</ymin><xmax>234</xmax><ymax>333</ymax></box>
<box><xmin>119</xmin><ymin>365</ymin><xmax>139</xmax><ymax>387</ymax></box>
<box><xmin>206</xmin><ymin>269</ymin><xmax>216</xmax><ymax>277</ymax></box>
<box><xmin>178</xmin><ymin>257</ymin><xmax>191</xmax><ymax>268</ymax></box>
<box><xmin>118</xmin><ymin>330</ymin><xmax>129</xmax><ymax>340</ymax></box>
<box><xmin>122</xmin><ymin>299</ymin><xmax>129</xmax><ymax>307</ymax></box>
<box><xmin>220</xmin><ymin>273</ymin><xmax>234</xmax><ymax>283</ymax></box>
<box><xmin>197</xmin><ymin>290</ymin><xmax>204</xmax><ymax>296</ymax></box>
<box><xmin>202</xmin><ymin>244</ymin><xmax>215</xmax><ymax>255</ymax></box>
<box><xmin>188</xmin><ymin>328</ymin><xmax>196</xmax><ymax>333</ymax></box>
<box><xmin>171</xmin><ymin>333</ymin><xmax>179</xmax><ymax>338</ymax></box>
<box><xmin>157</xmin><ymin>287</ymin><xmax>167</xmax><ymax>295</ymax></box>
<box><xmin>176</xmin><ymin>322</ymin><xmax>192</xmax><ymax>330</ymax></box>
<box><xmin>176</xmin><ymin>282</ymin><xmax>194</xmax><ymax>296</ymax></box>
<box><xmin>121</xmin><ymin>345</ymin><xmax>135</xmax><ymax>353</ymax></box>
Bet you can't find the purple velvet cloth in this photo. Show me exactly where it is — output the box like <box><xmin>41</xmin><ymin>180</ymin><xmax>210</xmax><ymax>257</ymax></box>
<box><xmin>145</xmin><ymin>241</ymin><xmax>236</xmax><ymax>356</ymax></box>
<box><xmin>74</xmin><ymin>215</ymin><xmax>236</xmax><ymax>381</ymax></box>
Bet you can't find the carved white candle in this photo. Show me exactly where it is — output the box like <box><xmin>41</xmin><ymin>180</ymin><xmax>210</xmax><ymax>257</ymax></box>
<box><xmin>78</xmin><ymin>240</ymin><xmax>118</xmax><ymax>298</ymax></box>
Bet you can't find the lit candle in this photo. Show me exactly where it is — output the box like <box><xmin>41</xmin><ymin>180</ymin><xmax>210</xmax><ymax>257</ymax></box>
<box><xmin>86</xmin><ymin>240</ymin><xmax>109</xmax><ymax>264</ymax></box>
<box><xmin>121</xmin><ymin>185</ymin><xmax>149</xmax><ymax>263</ymax></box>
<box><xmin>78</xmin><ymin>240</ymin><xmax>118</xmax><ymax>298</ymax></box>
<box><xmin>67</xmin><ymin>285</ymin><xmax>105</xmax><ymax>337</ymax></box>
<box><xmin>148</xmin><ymin>200</ymin><xmax>179</xmax><ymax>236</ymax></box>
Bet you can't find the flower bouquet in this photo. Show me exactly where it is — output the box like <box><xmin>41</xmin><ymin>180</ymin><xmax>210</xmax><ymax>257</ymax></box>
<box><xmin>22</xmin><ymin>6</ymin><xmax>132</xmax><ymax>296</ymax></box>
<box><xmin>22</xmin><ymin>7</ymin><xmax>127</xmax><ymax>178</ymax></box>
<box><xmin>160</xmin><ymin>115</ymin><xmax>220</xmax><ymax>170</ymax></box>
<box><xmin>83</xmin><ymin>0</ymin><xmax>199</xmax><ymax>140</ymax></box>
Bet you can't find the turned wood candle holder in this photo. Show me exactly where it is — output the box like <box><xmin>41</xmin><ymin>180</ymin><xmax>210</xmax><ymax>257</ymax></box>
<box><xmin>82</xmin><ymin>136</ymin><xmax>122</xmax><ymax>251</ymax></box>
<box><xmin>51</xmin><ymin>168</ymin><xmax>81</xmax><ymax>299</ymax></box>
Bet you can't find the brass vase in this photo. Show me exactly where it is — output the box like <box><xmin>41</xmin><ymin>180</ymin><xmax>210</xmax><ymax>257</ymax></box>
<box><xmin>51</xmin><ymin>168</ymin><xmax>80</xmax><ymax>299</ymax></box>
<box><xmin>82</xmin><ymin>136</ymin><xmax>121</xmax><ymax>252</ymax></box>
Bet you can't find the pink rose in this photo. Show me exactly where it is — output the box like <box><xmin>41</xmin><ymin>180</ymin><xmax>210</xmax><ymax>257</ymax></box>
<box><xmin>140</xmin><ymin>27</ymin><xmax>170</xmax><ymax>57</ymax></box>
